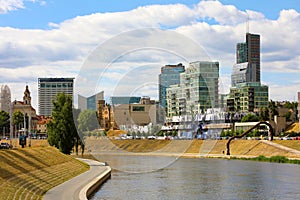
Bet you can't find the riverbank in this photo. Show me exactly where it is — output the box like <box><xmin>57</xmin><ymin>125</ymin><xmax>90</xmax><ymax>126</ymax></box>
<box><xmin>1</xmin><ymin>139</ymin><xmax>300</xmax><ymax>199</ymax></box>
<box><xmin>85</xmin><ymin>137</ymin><xmax>300</xmax><ymax>160</ymax></box>
<box><xmin>0</xmin><ymin>146</ymin><xmax>89</xmax><ymax>199</ymax></box>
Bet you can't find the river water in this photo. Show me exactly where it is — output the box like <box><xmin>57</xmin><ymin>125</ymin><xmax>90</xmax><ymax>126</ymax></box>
<box><xmin>91</xmin><ymin>156</ymin><xmax>300</xmax><ymax>200</ymax></box>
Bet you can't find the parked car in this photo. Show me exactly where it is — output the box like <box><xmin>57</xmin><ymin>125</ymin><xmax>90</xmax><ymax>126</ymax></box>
<box><xmin>0</xmin><ymin>142</ymin><xmax>12</xmax><ymax>149</ymax></box>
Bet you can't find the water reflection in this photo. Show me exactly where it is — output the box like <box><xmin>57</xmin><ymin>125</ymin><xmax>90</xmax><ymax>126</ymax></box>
<box><xmin>91</xmin><ymin>156</ymin><xmax>300</xmax><ymax>200</ymax></box>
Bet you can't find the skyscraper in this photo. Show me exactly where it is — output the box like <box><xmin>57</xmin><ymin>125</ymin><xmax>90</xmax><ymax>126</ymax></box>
<box><xmin>38</xmin><ymin>78</ymin><xmax>74</xmax><ymax>116</ymax></box>
<box><xmin>229</xmin><ymin>32</ymin><xmax>268</xmax><ymax>112</ymax></box>
<box><xmin>0</xmin><ymin>85</ymin><xmax>11</xmax><ymax>113</ymax></box>
<box><xmin>235</xmin><ymin>33</ymin><xmax>260</xmax><ymax>83</ymax></box>
<box><xmin>159</xmin><ymin>63</ymin><xmax>185</xmax><ymax>109</ymax></box>
<box><xmin>166</xmin><ymin>61</ymin><xmax>219</xmax><ymax>116</ymax></box>
<box><xmin>231</xmin><ymin>62</ymin><xmax>257</xmax><ymax>87</ymax></box>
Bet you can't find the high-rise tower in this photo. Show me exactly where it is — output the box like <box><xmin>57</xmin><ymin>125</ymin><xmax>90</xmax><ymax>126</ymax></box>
<box><xmin>235</xmin><ymin>33</ymin><xmax>260</xmax><ymax>83</ymax></box>
<box><xmin>38</xmin><ymin>78</ymin><xmax>74</xmax><ymax>116</ymax></box>
<box><xmin>159</xmin><ymin>63</ymin><xmax>185</xmax><ymax>108</ymax></box>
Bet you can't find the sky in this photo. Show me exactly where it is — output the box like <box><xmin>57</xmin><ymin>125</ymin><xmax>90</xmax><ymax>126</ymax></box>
<box><xmin>0</xmin><ymin>0</ymin><xmax>300</xmax><ymax>113</ymax></box>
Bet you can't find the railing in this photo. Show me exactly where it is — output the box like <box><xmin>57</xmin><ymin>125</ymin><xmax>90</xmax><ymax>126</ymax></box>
<box><xmin>226</xmin><ymin>121</ymin><xmax>274</xmax><ymax>155</ymax></box>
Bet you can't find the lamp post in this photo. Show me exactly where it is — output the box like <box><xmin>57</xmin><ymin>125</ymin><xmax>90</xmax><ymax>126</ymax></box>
<box><xmin>9</xmin><ymin>102</ymin><xmax>13</xmax><ymax>146</ymax></box>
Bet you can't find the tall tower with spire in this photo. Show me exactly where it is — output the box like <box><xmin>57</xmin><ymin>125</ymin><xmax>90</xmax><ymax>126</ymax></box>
<box><xmin>23</xmin><ymin>85</ymin><xmax>31</xmax><ymax>105</ymax></box>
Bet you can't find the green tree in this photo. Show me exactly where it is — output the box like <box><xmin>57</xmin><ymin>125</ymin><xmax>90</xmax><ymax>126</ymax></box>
<box><xmin>285</xmin><ymin>111</ymin><xmax>292</xmax><ymax>121</ymax></box>
<box><xmin>268</xmin><ymin>100</ymin><xmax>278</xmax><ymax>120</ymax></box>
<box><xmin>241</xmin><ymin>113</ymin><xmax>259</xmax><ymax>122</ymax></box>
<box><xmin>13</xmin><ymin>111</ymin><xmax>24</xmax><ymax>128</ymax></box>
<box><xmin>259</xmin><ymin>107</ymin><xmax>269</xmax><ymax>121</ymax></box>
<box><xmin>0</xmin><ymin>110</ymin><xmax>10</xmax><ymax>134</ymax></box>
<box><xmin>47</xmin><ymin>93</ymin><xmax>77</xmax><ymax>155</ymax></box>
<box><xmin>77</xmin><ymin>109</ymin><xmax>99</xmax><ymax>132</ymax></box>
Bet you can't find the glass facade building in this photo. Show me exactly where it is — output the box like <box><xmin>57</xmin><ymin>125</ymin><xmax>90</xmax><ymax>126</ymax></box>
<box><xmin>78</xmin><ymin>91</ymin><xmax>104</xmax><ymax>111</ymax></box>
<box><xmin>231</xmin><ymin>62</ymin><xmax>257</xmax><ymax>87</ymax></box>
<box><xmin>110</xmin><ymin>96</ymin><xmax>141</xmax><ymax>105</ymax></box>
<box><xmin>229</xmin><ymin>82</ymin><xmax>268</xmax><ymax>112</ymax></box>
<box><xmin>166</xmin><ymin>61</ymin><xmax>219</xmax><ymax>117</ymax></box>
<box><xmin>235</xmin><ymin>33</ymin><xmax>260</xmax><ymax>83</ymax></box>
<box><xmin>159</xmin><ymin>63</ymin><xmax>185</xmax><ymax>109</ymax></box>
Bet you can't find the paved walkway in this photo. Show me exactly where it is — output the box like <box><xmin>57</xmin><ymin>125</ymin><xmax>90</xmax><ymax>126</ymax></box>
<box><xmin>261</xmin><ymin>140</ymin><xmax>300</xmax><ymax>156</ymax></box>
<box><xmin>43</xmin><ymin>158</ymin><xmax>111</xmax><ymax>200</ymax></box>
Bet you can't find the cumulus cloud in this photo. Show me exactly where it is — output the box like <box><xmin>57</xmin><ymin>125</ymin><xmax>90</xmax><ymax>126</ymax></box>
<box><xmin>0</xmin><ymin>0</ymin><xmax>44</xmax><ymax>13</ymax></box>
<box><xmin>1</xmin><ymin>0</ymin><xmax>300</xmax><ymax>111</ymax></box>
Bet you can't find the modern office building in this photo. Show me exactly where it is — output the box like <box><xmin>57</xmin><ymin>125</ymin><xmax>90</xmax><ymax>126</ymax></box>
<box><xmin>231</xmin><ymin>62</ymin><xmax>257</xmax><ymax>87</ymax></box>
<box><xmin>159</xmin><ymin>63</ymin><xmax>185</xmax><ymax>109</ymax></box>
<box><xmin>78</xmin><ymin>91</ymin><xmax>104</xmax><ymax>111</ymax></box>
<box><xmin>166</xmin><ymin>84</ymin><xmax>182</xmax><ymax>117</ymax></box>
<box><xmin>228</xmin><ymin>82</ymin><xmax>268</xmax><ymax>112</ymax></box>
<box><xmin>0</xmin><ymin>85</ymin><xmax>11</xmax><ymax>113</ymax></box>
<box><xmin>166</xmin><ymin>61</ymin><xmax>219</xmax><ymax>117</ymax></box>
<box><xmin>235</xmin><ymin>33</ymin><xmax>260</xmax><ymax>83</ymax></box>
<box><xmin>38</xmin><ymin>78</ymin><xmax>74</xmax><ymax>116</ymax></box>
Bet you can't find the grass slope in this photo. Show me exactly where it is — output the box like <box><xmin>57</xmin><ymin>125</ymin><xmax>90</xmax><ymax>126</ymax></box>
<box><xmin>85</xmin><ymin>138</ymin><xmax>300</xmax><ymax>159</ymax></box>
<box><xmin>0</xmin><ymin>146</ymin><xmax>89</xmax><ymax>200</ymax></box>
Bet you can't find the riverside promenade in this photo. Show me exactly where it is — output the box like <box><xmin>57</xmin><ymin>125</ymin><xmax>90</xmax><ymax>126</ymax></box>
<box><xmin>43</xmin><ymin>158</ymin><xmax>111</xmax><ymax>200</ymax></box>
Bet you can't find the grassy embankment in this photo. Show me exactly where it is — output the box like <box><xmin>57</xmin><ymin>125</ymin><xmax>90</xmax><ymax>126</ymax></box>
<box><xmin>85</xmin><ymin>137</ymin><xmax>300</xmax><ymax>160</ymax></box>
<box><xmin>0</xmin><ymin>141</ymin><xmax>89</xmax><ymax>200</ymax></box>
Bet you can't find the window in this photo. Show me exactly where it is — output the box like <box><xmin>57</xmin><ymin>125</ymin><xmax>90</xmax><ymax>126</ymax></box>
<box><xmin>132</xmin><ymin>106</ymin><xmax>145</xmax><ymax>111</ymax></box>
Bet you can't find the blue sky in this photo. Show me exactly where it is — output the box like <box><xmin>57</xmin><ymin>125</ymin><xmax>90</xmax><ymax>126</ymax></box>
<box><xmin>1</xmin><ymin>0</ymin><xmax>299</xmax><ymax>28</ymax></box>
<box><xmin>1</xmin><ymin>0</ymin><xmax>300</xmax><ymax>112</ymax></box>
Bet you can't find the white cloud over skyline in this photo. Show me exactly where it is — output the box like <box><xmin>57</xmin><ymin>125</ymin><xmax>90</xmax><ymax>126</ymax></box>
<box><xmin>0</xmin><ymin>0</ymin><xmax>299</xmax><ymax>113</ymax></box>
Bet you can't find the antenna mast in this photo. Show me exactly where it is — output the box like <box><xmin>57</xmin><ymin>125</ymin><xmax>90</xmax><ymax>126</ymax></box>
<box><xmin>246</xmin><ymin>13</ymin><xmax>249</xmax><ymax>33</ymax></box>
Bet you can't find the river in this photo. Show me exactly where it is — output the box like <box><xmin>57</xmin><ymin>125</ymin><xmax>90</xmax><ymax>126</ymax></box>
<box><xmin>91</xmin><ymin>156</ymin><xmax>300</xmax><ymax>200</ymax></box>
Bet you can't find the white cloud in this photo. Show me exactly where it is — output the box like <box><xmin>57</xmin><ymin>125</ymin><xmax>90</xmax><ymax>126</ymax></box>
<box><xmin>1</xmin><ymin>0</ymin><xmax>300</xmax><ymax>112</ymax></box>
<box><xmin>0</xmin><ymin>0</ymin><xmax>24</xmax><ymax>13</ymax></box>
<box><xmin>0</xmin><ymin>0</ymin><xmax>44</xmax><ymax>13</ymax></box>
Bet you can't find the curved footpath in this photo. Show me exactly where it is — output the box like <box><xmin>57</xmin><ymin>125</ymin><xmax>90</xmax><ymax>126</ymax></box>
<box><xmin>43</xmin><ymin>158</ymin><xmax>111</xmax><ymax>200</ymax></box>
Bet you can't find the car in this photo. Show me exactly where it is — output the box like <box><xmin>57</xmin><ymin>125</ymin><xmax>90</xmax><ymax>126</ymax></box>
<box><xmin>147</xmin><ymin>135</ymin><xmax>156</xmax><ymax>140</ymax></box>
<box><xmin>0</xmin><ymin>142</ymin><xmax>12</xmax><ymax>149</ymax></box>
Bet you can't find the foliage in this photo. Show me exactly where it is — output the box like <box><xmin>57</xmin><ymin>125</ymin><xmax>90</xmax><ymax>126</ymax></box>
<box><xmin>77</xmin><ymin>109</ymin><xmax>99</xmax><ymax>132</ymax></box>
<box><xmin>13</xmin><ymin>111</ymin><xmax>24</xmax><ymax>127</ymax></box>
<box><xmin>259</xmin><ymin>107</ymin><xmax>269</xmax><ymax>121</ymax></box>
<box><xmin>47</xmin><ymin>93</ymin><xmax>78</xmax><ymax>155</ymax></box>
<box><xmin>283</xmin><ymin>101</ymin><xmax>298</xmax><ymax>110</ymax></box>
<box><xmin>268</xmin><ymin>100</ymin><xmax>278</xmax><ymax>120</ymax></box>
<box><xmin>285</xmin><ymin>111</ymin><xmax>292</xmax><ymax>121</ymax></box>
<box><xmin>231</xmin><ymin>155</ymin><xmax>300</xmax><ymax>164</ymax></box>
<box><xmin>241</xmin><ymin>113</ymin><xmax>259</xmax><ymax>122</ymax></box>
<box><xmin>0</xmin><ymin>110</ymin><xmax>10</xmax><ymax>133</ymax></box>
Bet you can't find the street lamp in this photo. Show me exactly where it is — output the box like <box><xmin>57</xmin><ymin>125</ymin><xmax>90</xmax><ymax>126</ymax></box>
<box><xmin>9</xmin><ymin>102</ymin><xmax>13</xmax><ymax>146</ymax></box>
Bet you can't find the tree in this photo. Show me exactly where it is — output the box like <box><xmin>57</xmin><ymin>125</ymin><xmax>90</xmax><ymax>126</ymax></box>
<box><xmin>259</xmin><ymin>107</ymin><xmax>269</xmax><ymax>121</ymax></box>
<box><xmin>13</xmin><ymin>111</ymin><xmax>24</xmax><ymax>128</ymax></box>
<box><xmin>0</xmin><ymin>111</ymin><xmax>10</xmax><ymax>135</ymax></box>
<box><xmin>241</xmin><ymin>113</ymin><xmax>259</xmax><ymax>122</ymax></box>
<box><xmin>77</xmin><ymin>109</ymin><xmax>99</xmax><ymax>132</ymax></box>
<box><xmin>268</xmin><ymin>100</ymin><xmax>278</xmax><ymax>120</ymax></box>
<box><xmin>47</xmin><ymin>93</ymin><xmax>77</xmax><ymax>155</ymax></box>
<box><xmin>76</xmin><ymin>109</ymin><xmax>99</xmax><ymax>156</ymax></box>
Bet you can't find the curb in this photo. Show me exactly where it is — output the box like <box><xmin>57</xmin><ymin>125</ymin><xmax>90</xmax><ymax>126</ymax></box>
<box><xmin>78</xmin><ymin>161</ymin><xmax>112</xmax><ymax>200</ymax></box>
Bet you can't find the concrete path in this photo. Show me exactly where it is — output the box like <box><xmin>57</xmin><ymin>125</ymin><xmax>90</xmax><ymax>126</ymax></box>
<box><xmin>43</xmin><ymin>158</ymin><xmax>111</xmax><ymax>200</ymax></box>
<box><xmin>261</xmin><ymin>140</ymin><xmax>300</xmax><ymax>156</ymax></box>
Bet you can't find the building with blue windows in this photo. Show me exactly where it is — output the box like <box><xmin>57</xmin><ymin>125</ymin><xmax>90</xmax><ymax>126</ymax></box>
<box><xmin>38</xmin><ymin>78</ymin><xmax>74</xmax><ymax>116</ymax></box>
<box><xmin>78</xmin><ymin>91</ymin><xmax>104</xmax><ymax>111</ymax></box>
<box><xmin>159</xmin><ymin>63</ymin><xmax>185</xmax><ymax>109</ymax></box>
